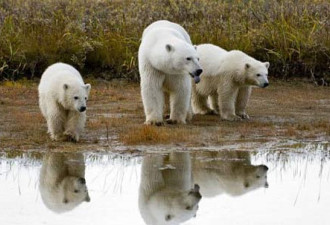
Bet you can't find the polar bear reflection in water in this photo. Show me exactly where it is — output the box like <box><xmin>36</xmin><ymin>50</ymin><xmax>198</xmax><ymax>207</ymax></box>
<box><xmin>139</xmin><ymin>151</ymin><xmax>269</xmax><ymax>224</ymax></box>
<box><xmin>192</xmin><ymin>150</ymin><xmax>269</xmax><ymax>197</ymax></box>
<box><xmin>39</xmin><ymin>153</ymin><xmax>90</xmax><ymax>213</ymax></box>
<box><xmin>139</xmin><ymin>152</ymin><xmax>202</xmax><ymax>225</ymax></box>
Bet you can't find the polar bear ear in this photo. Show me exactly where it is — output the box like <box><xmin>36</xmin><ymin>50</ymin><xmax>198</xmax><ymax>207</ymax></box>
<box><xmin>85</xmin><ymin>84</ymin><xmax>91</xmax><ymax>95</ymax></box>
<box><xmin>264</xmin><ymin>62</ymin><xmax>270</xmax><ymax>69</ymax></box>
<box><xmin>63</xmin><ymin>84</ymin><xmax>69</xmax><ymax>90</ymax></box>
<box><xmin>85</xmin><ymin>193</ymin><xmax>91</xmax><ymax>202</ymax></box>
<box><xmin>245</xmin><ymin>63</ymin><xmax>250</xmax><ymax>69</ymax></box>
<box><xmin>85</xmin><ymin>83</ymin><xmax>91</xmax><ymax>91</ymax></box>
<box><xmin>166</xmin><ymin>44</ymin><xmax>173</xmax><ymax>52</ymax></box>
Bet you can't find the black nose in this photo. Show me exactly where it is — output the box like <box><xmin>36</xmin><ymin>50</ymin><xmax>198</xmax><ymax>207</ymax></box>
<box><xmin>261</xmin><ymin>165</ymin><xmax>269</xmax><ymax>171</ymax></box>
<box><xmin>265</xmin><ymin>182</ymin><xmax>269</xmax><ymax>188</ymax></box>
<box><xmin>78</xmin><ymin>177</ymin><xmax>86</xmax><ymax>184</ymax></box>
<box><xmin>193</xmin><ymin>191</ymin><xmax>202</xmax><ymax>199</ymax></box>
<box><xmin>196</xmin><ymin>69</ymin><xmax>203</xmax><ymax>76</ymax></box>
<box><xmin>263</xmin><ymin>83</ymin><xmax>269</xmax><ymax>88</ymax></box>
<box><xmin>79</xmin><ymin>106</ymin><xmax>86</xmax><ymax>112</ymax></box>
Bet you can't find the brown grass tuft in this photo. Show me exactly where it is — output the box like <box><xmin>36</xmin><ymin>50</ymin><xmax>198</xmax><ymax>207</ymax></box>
<box><xmin>119</xmin><ymin>125</ymin><xmax>199</xmax><ymax>145</ymax></box>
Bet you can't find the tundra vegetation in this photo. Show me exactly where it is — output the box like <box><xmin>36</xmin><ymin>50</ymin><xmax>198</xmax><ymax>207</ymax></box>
<box><xmin>0</xmin><ymin>0</ymin><xmax>329</xmax><ymax>83</ymax></box>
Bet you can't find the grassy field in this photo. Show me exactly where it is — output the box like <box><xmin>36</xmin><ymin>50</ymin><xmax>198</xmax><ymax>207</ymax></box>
<box><xmin>0</xmin><ymin>0</ymin><xmax>329</xmax><ymax>83</ymax></box>
<box><xmin>0</xmin><ymin>79</ymin><xmax>329</xmax><ymax>152</ymax></box>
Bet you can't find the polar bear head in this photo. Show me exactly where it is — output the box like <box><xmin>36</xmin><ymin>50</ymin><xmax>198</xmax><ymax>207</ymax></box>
<box><xmin>40</xmin><ymin>176</ymin><xmax>90</xmax><ymax>213</ymax></box>
<box><xmin>244</xmin><ymin>59</ymin><xmax>270</xmax><ymax>88</ymax></box>
<box><xmin>62</xmin><ymin>82</ymin><xmax>91</xmax><ymax>112</ymax></box>
<box><xmin>218</xmin><ymin>164</ymin><xmax>269</xmax><ymax>197</ymax></box>
<box><xmin>61</xmin><ymin>176</ymin><xmax>90</xmax><ymax>206</ymax></box>
<box><xmin>240</xmin><ymin>164</ymin><xmax>269</xmax><ymax>193</ymax></box>
<box><xmin>150</xmin><ymin>39</ymin><xmax>203</xmax><ymax>83</ymax></box>
<box><xmin>145</xmin><ymin>184</ymin><xmax>202</xmax><ymax>225</ymax></box>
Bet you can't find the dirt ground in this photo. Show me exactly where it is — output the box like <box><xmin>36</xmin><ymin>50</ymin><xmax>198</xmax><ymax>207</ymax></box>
<box><xmin>0</xmin><ymin>79</ymin><xmax>329</xmax><ymax>152</ymax></box>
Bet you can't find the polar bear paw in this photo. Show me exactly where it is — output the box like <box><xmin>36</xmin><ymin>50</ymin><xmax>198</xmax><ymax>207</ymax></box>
<box><xmin>50</xmin><ymin>133</ymin><xmax>64</xmax><ymax>141</ymax></box>
<box><xmin>237</xmin><ymin>113</ymin><xmax>250</xmax><ymax>120</ymax></box>
<box><xmin>166</xmin><ymin>118</ymin><xmax>186</xmax><ymax>125</ymax></box>
<box><xmin>145</xmin><ymin>120</ymin><xmax>164</xmax><ymax>126</ymax></box>
<box><xmin>221</xmin><ymin>114</ymin><xmax>242</xmax><ymax>121</ymax></box>
<box><xmin>206</xmin><ymin>110</ymin><xmax>219</xmax><ymax>115</ymax></box>
<box><xmin>166</xmin><ymin>119</ymin><xmax>179</xmax><ymax>125</ymax></box>
<box><xmin>63</xmin><ymin>131</ymin><xmax>80</xmax><ymax>142</ymax></box>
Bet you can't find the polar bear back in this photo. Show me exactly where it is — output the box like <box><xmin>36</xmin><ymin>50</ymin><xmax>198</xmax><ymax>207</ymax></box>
<box><xmin>38</xmin><ymin>63</ymin><xmax>84</xmax><ymax>95</ymax></box>
<box><xmin>197</xmin><ymin>44</ymin><xmax>227</xmax><ymax>77</ymax></box>
<box><xmin>142</xmin><ymin>20</ymin><xmax>192</xmax><ymax>44</ymax></box>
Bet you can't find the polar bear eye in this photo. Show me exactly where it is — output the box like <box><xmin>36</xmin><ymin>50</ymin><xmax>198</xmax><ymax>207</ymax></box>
<box><xmin>165</xmin><ymin>215</ymin><xmax>172</xmax><ymax>221</ymax></box>
<box><xmin>197</xmin><ymin>58</ymin><xmax>200</xmax><ymax>61</ymax></box>
<box><xmin>186</xmin><ymin>57</ymin><xmax>192</xmax><ymax>61</ymax></box>
<box><xmin>85</xmin><ymin>97</ymin><xmax>87</xmax><ymax>100</ymax></box>
<box><xmin>74</xmin><ymin>96</ymin><xmax>79</xmax><ymax>100</ymax></box>
<box><xmin>256</xmin><ymin>175</ymin><xmax>261</xmax><ymax>179</ymax></box>
<box><xmin>186</xmin><ymin>206</ymin><xmax>192</xmax><ymax>210</ymax></box>
<box><xmin>256</xmin><ymin>74</ymin><xmax>261</xmax><ymax>77</ymax></box>
<box><xmin>74</xmin><ymin>189</ymin><xmax>79</xmax><ymax>193</ymax></box>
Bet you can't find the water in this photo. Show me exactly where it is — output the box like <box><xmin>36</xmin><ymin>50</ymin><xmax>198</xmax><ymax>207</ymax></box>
<box><xmin>0</xmin><ymin>141</ymin><xmax>329</xmax><ymax>225</ymax></box>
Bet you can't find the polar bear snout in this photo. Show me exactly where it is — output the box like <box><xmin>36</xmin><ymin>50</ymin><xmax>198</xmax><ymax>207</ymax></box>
<box><xmin>264</xmin><ymin>181</ymin><xmax>269</xmax><ymax>188</ymax></box>
<box><xmin>190</xmin><ymin>69</ymin><xmax>203</xmax><ymax>77</ymax></box>
<box><xmin>195</xmin><ymin>69</ymin><xmax>203</xmax><ymax>76</ymax></box>
<box><xmin>263</xmin><ymin>82</ymin><xmax>269</xmax><ymax>88</ymax></box>
<box><xmin>190</xmin><ymin>69</ymin><xmax>203</xmax><ymax>83</ymax></box>
<box><xmin>189</xmin><ymin>190</ymin><xmax>202</xmax><ymax>199</ymax></box>
<box><xmin>188</xmin><ymin>184</ymin><xmax>202</xmax><ymax>199</ymax></box>
<box><xmin>79</xmin><ymin>106</ymin><xmax>86</xmax><ymax>112</ymax></box>
<box><xmin>260</xmin><ymin>165</ymin><xmax>268</xmax><ymax>171</ymax></box>
<box><xmin>78</xmin><ymin>177</ymin><xmax>86</xmax><ymax>184</ymax></box>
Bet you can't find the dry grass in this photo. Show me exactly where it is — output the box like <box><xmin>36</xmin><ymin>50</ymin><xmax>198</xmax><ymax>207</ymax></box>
<box><xmin>0</xmin><ymin>0</ymin><xmax>329</xmax><ymax>82</ymax></box>
<box><xmin>119</xmin><ymin>125</ymin><xmax>200</xmax><ymax>145</ymax></box>
<box><xmin>0</xmin><ymin>79</ymin><xmax>329</xmax><ymax>151</ymax></box>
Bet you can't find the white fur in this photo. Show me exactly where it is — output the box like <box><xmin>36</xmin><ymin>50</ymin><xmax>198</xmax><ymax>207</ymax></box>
<box><xmin>139</xmin><ymin>20</ymin><xmax>202</xmax><ymax>125</ymax></box>
<box><xmin>39</xmin><ymin>153</ymin><xmax>90</xmax><ymax>213</ymax></box>
<box><xmin>38</xmin><ymin>63</ymin><xmax>91</xmax><ymax>141</ymax></box>
<box><xmin>192</xmin><ymin>151</ymin><xmax>269</xmax><ymax>198</ymax></box>
<box><xmin>139</xmin><ymin>152</ymin><xmax>202</xmax><ymax>225</ymax></box>
<box><xmin>192</xmin><ymin>44</ymin><xmax>269</xmax><ymax>120</ymax></box>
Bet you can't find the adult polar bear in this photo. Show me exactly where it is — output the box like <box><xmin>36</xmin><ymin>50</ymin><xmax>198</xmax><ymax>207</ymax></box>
<box><xmin>139</xmin><ymin>20</ymin><xmax>203</xmax><ymax>125</ymax></box>
<box><xmin>192</xmin><ymin>151</ymin><xmax>269</xmax><ymax>198</ymax></box>
<box><xmin>139</xmin><ymin>152</ymin><xmax>202</xmax><ymax>225</ymax></box>
<box><xmin>38</xmin><ymin>63</ymin><xmax>91</xmax><ymax>141</ymax></box>
<box><xmin>192</xmin><ymin>44</ymin><xmax>269</xmax><ymax>121</ymax></box>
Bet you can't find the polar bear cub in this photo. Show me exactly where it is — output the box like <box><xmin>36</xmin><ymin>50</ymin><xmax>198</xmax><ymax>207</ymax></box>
<box><xmin>39</xmin><ymin>153</ymin><xmax>90</xmax><ymax>213</ymax></box>
<box><xmin>38</xmin><ymin>63</ymin><xmax>91</xmax><ymax>141</ymax></box>
<box><xmin>192</xmin><ymin>44</ymin><xmax>269</xmax><ymax>121</ymax></box>
<box><xmin>139</xmin><ymin>20</ymin><xmax>202</xmax><ymax>125</ymax></box>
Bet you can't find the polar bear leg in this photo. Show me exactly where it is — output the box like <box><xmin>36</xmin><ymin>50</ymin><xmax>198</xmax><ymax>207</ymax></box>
<box><xmin>39</xmin><ymin>94</ymin><xmax>48</xmax><ymax>118</ymax></box>
<box><xmin>168</xmin><ymin>77</ymin><xmax>190</xmax><ymax>124</ymax></box>
<box><xmin>191</xmin><ymin>86</ymin><xmax>211</xmax><ymax>115</ymax></box>
<box><xmin>141</xmin><ymin>73</ymin><xmax>165</xmax><ymax>125</ymax></box>
<box><xmin>209</xmin><ymin>94</ymin><xmax>219</xmax><ymax>114</ymax></box>
<box><xmin>218</xmin><ymin>85</ymin><xmax>241</xmax><ymax>121</ymax></box>
<box><xmin>64</xmin><ymin>111</ymin><xmax>86</xmax><ymax>142</ymax></box>
<box><xmin>46</xmin><ymin>102</ymin><xmax>65</xmax><ymax>140</ymax></box>
<box><xmin>186</xmin><ymin>103</ymin><xmax>193</xmax><ymax>122</ymax></box>
<box><xmin>235</xmin><ymin>87</ymin><xmax>251</xmax><ymax>119</ymax></box>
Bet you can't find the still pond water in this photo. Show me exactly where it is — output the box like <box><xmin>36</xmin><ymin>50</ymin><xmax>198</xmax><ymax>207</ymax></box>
<box><xmin>0</xmin><ymin>141</ymin><xmax>329</xmax><ymax>225</ymax></box>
